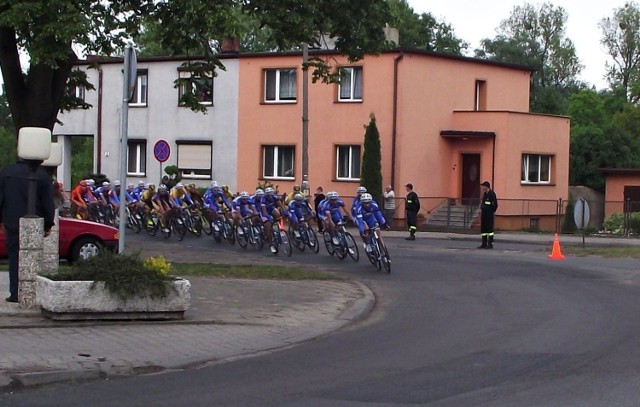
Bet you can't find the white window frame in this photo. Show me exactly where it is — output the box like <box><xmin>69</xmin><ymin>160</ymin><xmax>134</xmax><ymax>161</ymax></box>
<box><xmin>521</xmin><ymin>153</ymin><xmax>552</xmax><ymax>184</ymax></box>
<box><xmin>263</xmin><ymin>145</ymin><xmax>295</xmax><ymax>179</ymax></box>
<box><xmin>336</xmin><ymin>145</ymin><xmax>361</xmax><ymax>180</ymax></box>
<box><xmin>338</xmin><ymin>66</ymin><xmax>363</xmax><ymax>102</ymax></box>
<box><xmin>129</xmin><ymin>70</ymin><xmax>148</xmax><ymax>107</ymax></box>
<box><xmin>178</xmin><ymin>70</ymin><xmax>213</xmax><ymax>106</ymax></box>
<box><xmin>264</xmin><ymin>68</ymin><xmax>297</xmax><ymax>103</ymax></box>
<box><xmin>177</xmin><ymin>142</ymin><xmax>212</xmax><ymax>179</ymax></box>
<box><xmin>127</xmin><ymin>140</ymin><xmax>146</xmax><ymax>176</ymax></box>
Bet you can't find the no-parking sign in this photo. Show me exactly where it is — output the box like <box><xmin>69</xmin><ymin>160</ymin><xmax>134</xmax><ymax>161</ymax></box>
<box><xmin>153</xmin><ymin>140</ymin><xmax>170</xmax><ymax>163</ymax></box>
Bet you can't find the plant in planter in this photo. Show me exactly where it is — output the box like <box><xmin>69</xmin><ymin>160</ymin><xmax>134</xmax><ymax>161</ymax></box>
<box><xmin>37</xmin><ymin>252</ymin><xmax>191</xmax><ymax>320</ymax></box>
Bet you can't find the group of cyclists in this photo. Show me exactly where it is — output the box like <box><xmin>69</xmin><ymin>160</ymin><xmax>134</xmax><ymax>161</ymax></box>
<box><xmin>67</xmin><ymin>177</ymin><xmax>391</xmax><ymax>268</ymax></box>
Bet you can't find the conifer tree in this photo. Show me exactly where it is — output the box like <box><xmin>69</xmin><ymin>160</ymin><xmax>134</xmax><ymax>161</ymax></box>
<box><xmin>361</xmin><ymin>113</ymin><xmax>383</xmax><ymax>204</ymax></box>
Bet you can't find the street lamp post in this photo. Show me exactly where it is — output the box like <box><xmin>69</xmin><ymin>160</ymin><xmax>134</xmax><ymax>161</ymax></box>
<box><xmin>302</xmin><ymin>42</ymin><xmax>310</xmax><ymax>198</ymax></box>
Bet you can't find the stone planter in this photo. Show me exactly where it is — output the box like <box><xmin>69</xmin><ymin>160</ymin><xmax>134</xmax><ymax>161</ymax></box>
<box><xmin>36</xmin><ymin>275</ymin><xmax>191</xmax><ymax>321</ymax></box>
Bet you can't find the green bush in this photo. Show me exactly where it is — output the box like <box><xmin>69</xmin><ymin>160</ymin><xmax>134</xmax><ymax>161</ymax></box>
<box><xmin>50</xmin><ymin>251</ymin><xmax>176</xmax><ymax>300</ymax></box>
<box><xmin>603</xmin><ymin>212</ymin><xmax>640</xmax><ymax>234</ymax></box>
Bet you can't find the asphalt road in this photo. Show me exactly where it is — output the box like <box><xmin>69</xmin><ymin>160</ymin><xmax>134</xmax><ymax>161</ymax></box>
<box><xmin>4</xmin><ymin>232</ymin><xmax>640</xmax><ymax>406</ymax></box>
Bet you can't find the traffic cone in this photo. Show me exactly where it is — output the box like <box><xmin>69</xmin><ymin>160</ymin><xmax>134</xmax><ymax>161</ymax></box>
<box><xmin>548</xmin><ymin>233</ymin><xmax>565</xmax><ymax>260</ymax></box>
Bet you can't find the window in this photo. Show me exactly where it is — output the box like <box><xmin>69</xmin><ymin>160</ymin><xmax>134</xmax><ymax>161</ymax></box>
<box><xmin>177</xmin><ymin>142</ymin><xmax>212</xmax><ymax>179</ymax></box>
<box><xmin>338</xmin><ymin>67</ymin><xmax>363</xmax><ymax>102</ymax></box>
<box><xmin>264</xmin><ymin>68</ymin><xmax>297</xmax><ymax>103</ymax></box>
<box><xmin>263</xmin><ymin>146</ymin><xmax>295</xmax><ymax>179</ymax></box>
<box><xmin>66</xmin><ymin>84</ymin><xmax>85</xmax><ymax>102</ymax></box>
<box><xmin>129</xmin><ymin>70</ymin><xmax>148</xmax><ymax>106</ymax></box>
<box><xmin>521</xmin><ymin>154</ymin><xmax>551</xmax><ymax>184</ymax></box>
<box><xmin>336</xmin><ymin>145</ymin><xmax>361</xmax><ymax>180</ymax></box>
<box><xmin>127</xmin><ymin>140</ymin><xmax>147</xmax><ymax>176</ymax></box>
<box><xmin>178</xmin><ymin>70</ymin><xmax>213</xmax><ymax>105</ymax></box>
<box><xmin>475</xmin><ymin>80</ymin><xmax>487</xmax><ymax>111</ymax></box>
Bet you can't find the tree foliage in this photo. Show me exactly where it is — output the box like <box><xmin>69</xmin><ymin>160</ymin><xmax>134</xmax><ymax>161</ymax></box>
<box><xmin>475</xmin><ymin>2</ymin><xmax>582</xmax><ymax>114</ymax></box>
<box><xmin>0</xmin><ymin>0</ymin><xmax>391</xmax><ymax>131</ymax></box>
<box><xmin>599</xmin><ymin>2</ymin><xmax>640</xmax><ymax>103</ymax></box>
<box><xmin>361</xmin><ymin>113</ymin><xmax>383</xmax><ymax>204</ymax></box>
<box><xmin>386</xmin><ymin>0</ymin><xmax>467</xmax><ymax>54</ymax></box>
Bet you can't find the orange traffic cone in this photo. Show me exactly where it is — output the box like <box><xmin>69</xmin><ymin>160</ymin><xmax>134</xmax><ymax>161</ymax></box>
<box><xmin>548</xmin><ymin>233</ymin><xmax>565</xmax><ymax>260</ymax></box>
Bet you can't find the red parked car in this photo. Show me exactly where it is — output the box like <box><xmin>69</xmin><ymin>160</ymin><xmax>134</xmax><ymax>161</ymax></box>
<box><xmin>0</xmin><ymin>217</ymin><xmax>119</xmax><ymax>263</ymax></box>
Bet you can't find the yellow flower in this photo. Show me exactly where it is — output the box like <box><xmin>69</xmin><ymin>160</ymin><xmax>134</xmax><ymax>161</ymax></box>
<box><xmin>143</xmin><ymin>256</ymin><xmax>172</xmax><ymax>276</ymax></box>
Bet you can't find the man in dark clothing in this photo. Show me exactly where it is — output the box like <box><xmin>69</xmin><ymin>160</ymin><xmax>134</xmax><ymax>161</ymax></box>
<box><xmin>405</xmin><ymin>183</ymin><xmax>420</xmax><ymax>240</ymax></box>
<box><xmin>478</xmin><ymin>181</ymin><xmax>498</xmax><ymax>249</ymax></box>
<box><xmin>0</xmin><ymin>160</ymin><xmax>55</xmax><ymax>302</ymax></box>
<box><xmin>313</xmin><ymin>186</ymin><xmax>325</xmax><ymax>233</ymax></box>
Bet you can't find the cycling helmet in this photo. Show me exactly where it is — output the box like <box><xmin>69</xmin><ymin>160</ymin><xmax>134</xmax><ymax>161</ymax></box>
<box><xmin>210</xmin><ymin>181</ymin><xmax>219</xmax><ymax>188</ymax></box>
<box><xmin>212</xmin><ymin>185</ymin><xmax>221</xmax><ymax>193</ymax></box>
<box><xmin>158</xmin><ymin>184</ymin><xmax>167</xmax><ymax>191</ymax></box>
<box><xmin>264</xmin><ymin>187</ymin><xmax>275</xmax><ymax>195</ymax></box>
<box><xmin>327</xmin><ymin>191</ymin><xmax>338</xmax><ymax>200</ymax></box>
<box><xmin>255</xmin><ymin>188</ymin><xmax>264</xmax><ymax>196</ymax></box>
<box><xmin>86</xmin><ymin>179</ymin><xmax>95</xmax><ymax>186</ymax></box>
<box><xmin>137</xmin><ymin>180</ymin><xmax>145</xmax><ymax>186</ymax></box>
<box><xmin>176</xmin><ymin>183</ymin><xmax>184</xmax><ymax>189</ymax></box>
<box><xmin>127</xmin><ymin>183</ymin><xmax>134</xmax><ymax>189</ymax></box>
<box><xmin>357</xmin><ymin>186</ymin><xmax>367</xmax><ymax>194</ymax></box>
<box><xmin>188</xmin><ymin>183</ymin><xmax>196</xmax><ymax>189</ymax></box>
<box><xmin>293</xmin><ymin>185</ymin><xmax>301</xmax><ymax>192</ymax></box>
<box><xmin>294</xmin><ymin>193</ymin><xmax>304</xmax><ymax>201</ymax></box>
<box><xmin>102</xmin><ymin>181</ymin><xmax>110</xmax><ymax>187</ymax></box>
<box><xmin>239</xmin><ymin>191</ymin><xmax>250</xmax><ymax>199</ymax></box>
<box><xmin>114</xmin><ymin>180</ymin><xmax>121</xmax><ymax>187</ymax></box>
<box><xmin>360</xmin><ymin>193</ymin><xmax>373</xmax><ymax>203</ymax></box>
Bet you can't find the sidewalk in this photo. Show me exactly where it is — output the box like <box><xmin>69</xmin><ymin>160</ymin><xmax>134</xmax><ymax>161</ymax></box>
<box><xmin>1</xmin><ymin>230</ymin><xmax>637</xmax><ymax>390</ymax></box>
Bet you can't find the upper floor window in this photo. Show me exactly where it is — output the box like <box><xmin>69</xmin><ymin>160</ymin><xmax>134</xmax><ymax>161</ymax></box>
<box><xmin>264</xmin><ymin>68</ymin><xmax>296</xmax><ymax>103</ymax></box>
<box><xmin>475</xmin><ymin>80</ymin><xmax>487</xmax><ymax>111</ymax></box>
<box><xmin>66</xmin><ymin>84</ymin><xmax>85</xmax><ymax>102</ymax></box>
<box><xmin>177</xmin><ymin>141</ymin><xmax>212</xmax><ymax>179</ymax></box>
<box><xmin>129</xmin><ymin>70</ymin><xmax>148</xmax><ymax>107</ymax></box>
<box><xmin>127</xmin><ymin>140</ymin><xmax>147</xmax><ymax>176</ymax></box>
<box><xmin>338</xmin><ymin>67</ymin><xmax>363</xmax><ymax>102</ymax></box>
<box><xmin>263</xmin><ymin>145</ymin><xmax>295</xmax><ymax>179</ymax></box>
<box><xmin>521</xmin><ymin>154</ymin><xmax>551</xmax><ymax>184</ymax></box>
<box><xmin>336</xmin><ymin>145</ymin><xmax>361</xmax><ymax>180</ymax></box>
<box><xmin>178</xmin><ymin>70</ymin><xmax>213</xmax><ymax>106</ymax></box>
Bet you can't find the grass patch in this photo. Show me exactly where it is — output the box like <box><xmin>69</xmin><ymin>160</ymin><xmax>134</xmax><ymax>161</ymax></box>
<box><xmin>562</xmin><ymin>246</ymin><xmax>640</xmax><ymax>258</ymax></box>
<box><xmin>58</xmin><ymin>262</ymin><xmax>341</xmax><ymax>280</ymax></box>
<box><xmin>170</xmin><ymin>263</ymin><xmax>341</xmax><ymax>280</ymax></box>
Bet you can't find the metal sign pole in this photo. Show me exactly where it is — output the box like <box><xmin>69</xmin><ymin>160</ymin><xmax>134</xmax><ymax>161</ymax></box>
<box><xmin>118</xmin><ymin>43</ymin><xmax>137</xmax><ymax>255</ymax></box>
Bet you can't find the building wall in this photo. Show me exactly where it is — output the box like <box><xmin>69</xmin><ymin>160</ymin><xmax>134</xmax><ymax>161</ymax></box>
<box><xmin>55</xmin><ymin>58</ymin><xmax>239</xmax><ymax>190</ymax></box>
<box><xmin>604</xmin><ymin>173</ymin><xmax>640</xmax><ymax>218</ymax></box>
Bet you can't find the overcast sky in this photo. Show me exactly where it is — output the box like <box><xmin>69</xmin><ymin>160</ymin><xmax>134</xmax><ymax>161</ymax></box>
<box><xmin>407</xmin><ymin>0</ymin><xmax>629</xmax><ymax>90</ymax></box>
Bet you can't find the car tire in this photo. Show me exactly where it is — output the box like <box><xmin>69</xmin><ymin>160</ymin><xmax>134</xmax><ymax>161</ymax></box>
<box><xmin>69</xmin><ymin>237</ymin><xmax>102</xmax><ymax>263</ymax></box>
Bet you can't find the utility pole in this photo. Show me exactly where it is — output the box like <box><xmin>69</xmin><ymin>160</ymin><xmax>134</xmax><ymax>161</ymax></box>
<box><xmin>301</xmin><ymin>42</ymin><xmax>310</xmax><ymax>198</ymax></box>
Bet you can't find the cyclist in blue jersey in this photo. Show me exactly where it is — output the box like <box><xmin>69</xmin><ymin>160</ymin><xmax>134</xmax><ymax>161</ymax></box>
<box><xmin>288</xmin><ymin>193</ymin><xmax>315</xmax><ymax>231</ymax></box>
<box><xmin>319</xmin><ymin>191</ymin><xmax>351</xmax><ymax>245</ymax></box>
<box><xmin>94</xmin><ymin>181</ymin><xmax>111</xmax><ymax>205</ymax></box>
<box><xmin>251</xmin><ymin>188</ymin><xmax>277</xmax><ymax>253</ymax></box>
<box><xmin>203</xmin><ymin>181</ymin><xmax>232</xmax><ymax>226</ymax></box>
<box><xmin>355</xmin><ymin>193</ymin><xmax>389</xmax><ymax>252</ymax></box>
<box><xmin>261</xmin><ymin>187</ymin><xmax>286</xmax><ymax>221</ymax></box>
<box><xmin>133</xmin><ymin>180</ymin><xmax>146</xmax><ymax>200</ymax></box>
<box><xmin>107</xmin><ymin>180</ymin><xmax>121</xmax><ymax>214</ymax></box>
<box><xmin>351</xmin><ymin>186</ymin><xmax>367</xmax><ymax>219</ymax></box>
<box><xmin>231</xmin><ymin>191</ymin><xmax>257</xmax><ymax>228</ymax></box>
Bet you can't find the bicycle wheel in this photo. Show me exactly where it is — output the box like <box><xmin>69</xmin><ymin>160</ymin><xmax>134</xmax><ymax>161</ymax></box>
<box><xmin>161</xmin><ymin>219</ymin><xmax>171</xmax><ymax>239</ymax></box>
<box><xmin>211</xmin><ymin>219</ymin><xmax>223</xmax><ymax>243</ymax></box>
<box><xmin>380</xmin><ymin>242</ymin><xmax>391</xmax><ymax>273</ymax></box>
<box><xmin>173</xmin><ymin>215</ymin><xmax>187</xmax><ymax>241</ymax></box>
<box><xmin>201</xmin><ymin>213</ymin><xmax>212</xmax><ymax>235</ymax></box>
<box><xmin>146</xmin><ymin>213</ymin><xmax>159</xmax><ymax>236</ymax></box>
<box><xmin>128</xmin><ymin>208</ymin><xmax>142</xmax><ymax>234</ymax></box>
<box><xmin>306</xmin><ymin>227</ymin><xmax>319</xmax><ymax>253</ymax></box>
<box><xmin>236</xmin><ymin>224</ymin><xmax>248</xmax><ymax>248</ymax></box>
<box><xmin>291</xmin><ymin>226</ymin><xmax>305</xmax><ymax>252</ymax></box>
<box><xmin>250</xmin><ymin>223</ymin><xmax>264</xmax><ymax>250</ymax></box>
<box><xmin>365</xmin><ymin>240</ymin><xmax>377</xmax><ymax>266</ymax></box>
<box><xmin>189</xmin><ymin>212</ymin><xmax>202</xmax><ymax>236</ymax></box>
<box><xmin>225</xmin><ymin>219</ymin><xmax>236</xmax><ymax>245</ymax></box>
<box><xmin>345</xmin><ymin>232</ymin><xmax>359</xmax><ymax>262</ymax></box>
<box><xmin>335</xmin><ymin>233</ymin><xmax>347</xmax><ymax>260</ymax></box>
<box><xmin>278</xmin><ymin>228</ymin><xmax>292</xmax><ymax>257</ymax></box>
<box><xmin>323</xmin><ymin>231</ymin><xmax>335</xmax><ymax>256</ymax></box>
<box><xmin>370</xmin><ymin>238</ymin><xmax>382</xmax><ymax>270</ymax></box>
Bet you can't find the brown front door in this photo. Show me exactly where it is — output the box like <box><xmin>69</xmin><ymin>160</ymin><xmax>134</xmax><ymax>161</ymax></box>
<box><xmin>461</xmin><ymin>154</ymin><xmax>481</xmax><ymax>205</ymax></box>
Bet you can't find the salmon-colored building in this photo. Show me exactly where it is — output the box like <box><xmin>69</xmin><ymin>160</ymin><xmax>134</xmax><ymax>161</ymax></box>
<box><xmin>237</xmin><ymin>49</ymin><xmax>570</xmax><ymax>230</ymax></box>
<box><xmin>602</xmin><ymin>169</ymin><xmax>640</xmax><ymax>218</ymax></box>
<box><xmin>56</xmin><ymin>48</ymin><xmax>570</xmax><ymax>231</ymax></box>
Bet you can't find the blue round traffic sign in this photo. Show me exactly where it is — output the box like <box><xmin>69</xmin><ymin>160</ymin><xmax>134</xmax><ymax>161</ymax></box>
<box><xmin>153</xmin><ymin>140</ymin><xmax>170</xmax><ymax>163</ymax></box>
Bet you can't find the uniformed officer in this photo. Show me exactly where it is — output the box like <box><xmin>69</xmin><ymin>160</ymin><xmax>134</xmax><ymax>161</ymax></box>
<box><xmin>478</xmin><ymin>181</ymin><xmax>498</xmax><ymax>249</ymax></box>
<box><xmin>404</xmin><ymin>183</ymin><xmax>420</xmax><ymax>240</ymax></box>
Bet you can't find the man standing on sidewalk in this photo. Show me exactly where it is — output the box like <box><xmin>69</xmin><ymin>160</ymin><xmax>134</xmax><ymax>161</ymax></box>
<box><xmin>405</xmin><ymin>183</ymin><xmax>420</xmax><ymax>240</ymax></box>
<box><xmin>0</xmin><ymin>159</ymin><xmax>55</xmax><ymax>303</ymax></box>
<box><xmin>478</xmin><ymin>181</ymin><xmax>498</xmax><ymax>249</ymax></box>
<box><xmin>383</xmin><ymin>185</ymin><xmax>395</xmax><ymax>226</ymax></box>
